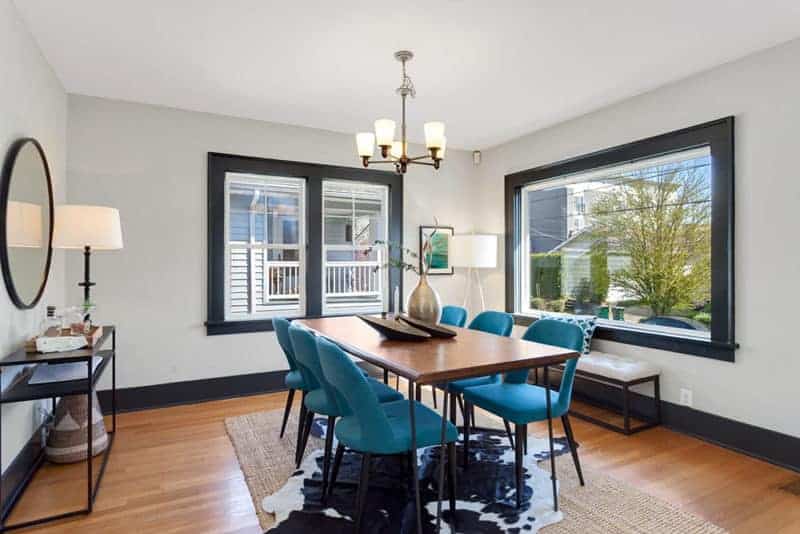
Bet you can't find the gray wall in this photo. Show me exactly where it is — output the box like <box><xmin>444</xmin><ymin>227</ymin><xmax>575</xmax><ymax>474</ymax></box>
<box><xmin>0</xmin><ymin>0</ymin><xmax>67</xmax><ymax>471</ymax></box>
<box><xmin>66</xmin><ymin>95</ymin><xmax>480</xmax><ymax>390</ymax></box>
<box><xmin>475</xmin><ymin>38</ymin><xmax>800</xmax><ymax>439</ymax></box>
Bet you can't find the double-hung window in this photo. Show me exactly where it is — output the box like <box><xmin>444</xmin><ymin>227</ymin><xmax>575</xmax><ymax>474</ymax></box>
<box><xmin>207</xmin><ymin>153</ymin><xmax>402</xmax><ymax>335</ymax></box>
<box><xmin>505</xmin><ymin>118</ymin><xmax>736</xmax><ymax>360</ymax></box>
<box><xmin>322</xmin><ymin>181</ymin><xmax>388</xmax><ymax>314</ymax></box>
<box><xmin>225</xmin><ymin>174</ymin><xmax>305</xmax><ymax>319</ymax></box>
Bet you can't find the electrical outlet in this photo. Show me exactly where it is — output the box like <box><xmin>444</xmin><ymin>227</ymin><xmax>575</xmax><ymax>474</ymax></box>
<box><xmin>679</xmin><ymin>388</ymin><xmax>693</xmax><ymax>407</ymax></box>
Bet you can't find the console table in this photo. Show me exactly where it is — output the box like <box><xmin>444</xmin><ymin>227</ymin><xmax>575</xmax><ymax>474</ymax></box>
<box><xmin>0</xmin><ymin>326</ymin><xmax>116</xmax><ymax>532</ymax></box>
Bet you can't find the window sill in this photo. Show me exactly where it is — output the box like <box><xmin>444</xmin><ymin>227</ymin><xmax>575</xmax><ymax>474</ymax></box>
<box><xmin>205</xmin><ymin>312</ymin><xmax>370</xmax><ymax>336</ymax></box>
<box><xmin>512</xmin><ymin>313</ymin><xmax>737</xmax><ymax>362</ymax></box>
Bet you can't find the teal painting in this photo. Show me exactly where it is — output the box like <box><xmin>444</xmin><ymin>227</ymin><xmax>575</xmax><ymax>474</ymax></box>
<box><xmin>420</xmin><ymin>225</ymin><xmax>454</xmax><ymax>275</ymax></box>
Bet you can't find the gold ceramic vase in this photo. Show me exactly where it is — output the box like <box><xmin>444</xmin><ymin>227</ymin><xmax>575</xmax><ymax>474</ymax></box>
<box><xmin>406</xmin><ymin>273</ymin><xmax>442</xmax><ymax>323</ymax></box>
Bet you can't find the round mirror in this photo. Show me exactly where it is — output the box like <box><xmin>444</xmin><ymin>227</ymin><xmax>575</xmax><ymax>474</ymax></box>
<box><xmin>1</xmin><ymin>138</ymin><xmax>54</xmax><ymax>309</ymax></box>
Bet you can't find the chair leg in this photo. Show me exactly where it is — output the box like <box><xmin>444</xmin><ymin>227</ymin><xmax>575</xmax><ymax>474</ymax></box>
<box><xmin>562</xmin><ymin>414</ymin><xmax>585</xmax><ymax>486</ymax></box>
<box><xmin>296</xmin><ymin>410</ymin><xmax>315</xmax><ymax>468</ymax></box>
<box><xmin>354</xmin><ymin>453</ymin><xmax>372</xmax><ymax>533</ymax></box>
<box><xmin>447</xmin><ymin>441</ymin><xmax>457</xmax><ymax>518</ymax></box>
<box><xmin>503</xmin><ymin>419</ymin><xmax>515</xmax><ymax>450</ymax></box>
<box><xmin>471</xmin><ymin>405</ymin><xmax>477</xmax><ymax>430</ymax></box>
<box><xmin>294</xmin><ymin>393</ymin><xmax>308</xmax><ymax>464</ymax></box>
<box><xmin>523</xmin><ymin>424</ymin><xmax>528</xmax><ymax>455</ymax></box>
<box><xmin>623</xmin><ymin>384</ymin><xmax>631</xmax><ymax>434</ymax></box>
<box><xmin>432</xmin><ymin>386</ymin><xmax>437</xmax><ymax>409</ymax></box>
<box><xmin>321</xmin><ymin>415</ymin><xmax>336</xmax><ymax>503</ymax></box>
<box><xmin>449</xmin><ymin>392</ymin><xmax>457</xmax><ymax>425</ymax></box>
<box><xmin>328</xmin><ymin>442</ymin><xmax>345</xmax><ymax>498</ymax></box>
<box><xmin>457</xmin><ymin>394</ymin><xmax>467</xmax><ymax>427</ymax></box>
<box><xmin>280</xmin><ymin>388</ymin><xmax>295</xmax><ymax>439</ymax></box>
<box><xmin>515</xmin><ymin>423</ymin><xmax>525</xmax><ymax>509</ymax></box>
<box><xmin>415</xmin><ymin>384</ymin><xmax>422</xmax><ymax>402</ymax></box>
<box><xmin>463</xmin><ymin>400</ymin><xmax>471</xmax><ymax>468</ymax></box>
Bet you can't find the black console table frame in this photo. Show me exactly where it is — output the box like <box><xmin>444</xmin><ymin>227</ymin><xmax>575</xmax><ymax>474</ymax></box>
<box><xmin>0</xmin><ymin>326</ymin><xmax>116</xmax><ymax>531</ymax></box>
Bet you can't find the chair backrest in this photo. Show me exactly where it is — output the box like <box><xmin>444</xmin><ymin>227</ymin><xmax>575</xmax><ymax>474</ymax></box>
<box><xmin>289</xmin><ymin>323</ymin><xmax>346</xmax><ymax>415</ymax></box>
<box><xmin>440</xmin><ymin>305</ymin><xmax>468</xmax><ymax>328</ymax></box>
<box><xmin>468</xmin><ymin>310</ymin><xmax>514</xmax><ymax>337</ymax></box>
<box><xmin>316</xmin><ymin>336</ymin><xmax>395</xmax><ymax>451</ymax></box>
<box><xmin>273</xmin><ymin>317</ymin><xmax>298</xmax><ymax>373</ymax></box>
<box><xmin>507</xmin><ymin>319</ymin><xmax>584</xmax><ymax>414</ymax></box>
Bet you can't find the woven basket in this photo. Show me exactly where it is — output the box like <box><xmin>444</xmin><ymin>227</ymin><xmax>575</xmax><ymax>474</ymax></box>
<box><xmin>45</xmin><ymin>393</ymin><xmax>108</xmax><ymax>464</ymax></box>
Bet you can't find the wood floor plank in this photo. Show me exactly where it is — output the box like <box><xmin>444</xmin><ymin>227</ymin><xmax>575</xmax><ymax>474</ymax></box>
<box><xmin>5</xmin><ymin>393</ymin><xmax>798</xmax><ymax>533</ymax></box>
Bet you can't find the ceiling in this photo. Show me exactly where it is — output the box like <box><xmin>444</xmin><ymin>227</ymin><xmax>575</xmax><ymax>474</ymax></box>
<box><xmin>14</xmin><ymin>1</ymin><xmax>800</xmax><ymax>149</ymax></box>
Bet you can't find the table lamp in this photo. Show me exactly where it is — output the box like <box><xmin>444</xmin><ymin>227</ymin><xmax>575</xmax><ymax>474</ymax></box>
<box><xmin>451</xmin><ymin>234</ymin><xmax>497</xmax><ymax>311</ymax></box>
<box><xmin>53</xmin><ymin>205</ymin><xmax>123</xmax><ymax>309</ymax></box>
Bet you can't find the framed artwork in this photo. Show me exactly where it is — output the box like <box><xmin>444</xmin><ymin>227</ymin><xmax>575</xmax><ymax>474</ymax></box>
<box><xmin>419</xmin><ymin>225</ymin><xmax>454</xmax><ymax>275</ymax></box>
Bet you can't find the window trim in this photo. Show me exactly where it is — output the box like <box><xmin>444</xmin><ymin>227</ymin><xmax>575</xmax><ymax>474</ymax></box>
<box><xmin>504</xmin><ymin>117</ymin><xmax>736</xmax><ymax>361</ymax></box>
<box><xmin>207</xmin><ymin>152</ymin><xmax>403</xmax><ymax>335</ymax></box>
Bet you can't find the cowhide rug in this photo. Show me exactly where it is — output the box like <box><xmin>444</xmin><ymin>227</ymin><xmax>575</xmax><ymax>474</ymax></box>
<box><xmin>262</xmin><ymin>418</ymin><xmax>570</xmax><ymax>533</ymax></box>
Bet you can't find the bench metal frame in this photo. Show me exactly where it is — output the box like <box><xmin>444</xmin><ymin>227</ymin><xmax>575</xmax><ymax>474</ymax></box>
<box><xmin>534</xmin><ymin>366</ymin><xmax>661</xmax><ymax>435</ymax></box>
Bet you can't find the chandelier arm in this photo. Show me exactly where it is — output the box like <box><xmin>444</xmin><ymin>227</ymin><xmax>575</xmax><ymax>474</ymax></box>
<box><xmin>407</xmin><ymin>154</ymin><xmax>435</xmax><ymax>162</ymax></box>
<box><xmin>365</xmin><ymin>159</ymin><xmax>398</xmax><ymax>165</ymax></box>
<box><xmin>408</xmin><ymin>160</ymin><xmax>436</xmax><ymax>167</ymax></box>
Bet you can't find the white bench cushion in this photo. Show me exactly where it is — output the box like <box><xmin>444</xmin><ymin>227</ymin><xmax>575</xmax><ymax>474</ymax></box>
<box><xmin>574</xmin><ymin>351</ymin><xmax>660</xmax><ymax>382</ymax></box>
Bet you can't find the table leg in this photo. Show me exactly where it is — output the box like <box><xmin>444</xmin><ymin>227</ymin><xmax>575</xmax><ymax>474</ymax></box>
<box><xmin>435</xmin><ymin>385</ymin><xmax>450</xmax><ymax>532</ymax></box>
<box><xmin>408</xmin><ymin>379</ymin><xmax>422</xmax><ymax>533</ymax></box>
<box><xmin>87</xmin><ymin>359</ymin><xmax>93</xmax><ymax>512</ymax></box>
<box><xmin>383</xmin><ymin>368</ymin><xmax>389</xmax><ymax>384</ymax></box>
<box><xmin>544</xmin><ymin>365</ymin><xmax>558</xmax><ymax>511</ymax></box>
<box><xmin>112</xmin><ymin>329</ymin><xmax>116</xmax><ymax>432</ymax></box>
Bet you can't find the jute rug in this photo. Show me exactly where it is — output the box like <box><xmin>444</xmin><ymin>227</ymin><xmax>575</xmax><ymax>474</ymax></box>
<box><xmin>225</xmin><ymin>399</ymin><xmax>725</xmax><ymax>533</ymax></box>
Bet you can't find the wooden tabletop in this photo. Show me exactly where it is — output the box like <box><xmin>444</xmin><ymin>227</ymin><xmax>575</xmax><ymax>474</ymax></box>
<box><xmin>298</xmin><ymin>316</ymin><xmax>579</xmax><ymax>385</ymax></box>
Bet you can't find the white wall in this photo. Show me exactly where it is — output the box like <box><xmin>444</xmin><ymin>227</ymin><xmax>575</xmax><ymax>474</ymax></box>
<box><xmin>66</xmin><ymin>95</ymin><xmax>479</xmax><ymax>389</ymax></box>
<box><xmin>475</xmin><ymin>38</ymin><xmax>800</xmax><ymax>438</ymax></box>
<box><xmin>0</xmin><ymin>0</ymin><xmax>67</xmax><ymax>470</ymax></box>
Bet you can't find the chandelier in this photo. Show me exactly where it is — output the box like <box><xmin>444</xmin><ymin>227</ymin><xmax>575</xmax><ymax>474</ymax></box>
<box><xmin>355</xmin><ymin>50</ymin><xmax>446</xmax><ymax>174</ymax></box>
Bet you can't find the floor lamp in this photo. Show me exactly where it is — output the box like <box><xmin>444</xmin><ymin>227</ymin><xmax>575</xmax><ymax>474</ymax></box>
<box><xmin>451</xmin><ymin>234</ymin><xmax>497</xmax><ymax>311</ymax></box>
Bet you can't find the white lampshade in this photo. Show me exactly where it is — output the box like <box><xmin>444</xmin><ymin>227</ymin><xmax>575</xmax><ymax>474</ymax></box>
<box><xmin>437</xmin><ymin>136</ymin><xmax>447</xmax><ymax>160</ymax></box>
<box><xmin>7</xmin><ymin>201</ymin><xmax>43</xmax><ymax>248</ymax></box>
<box><xmin>390</xmin><ymin>141</ymin><xmax>406</xmax><ymax>159</ymax></box>
<box><xmin>374</xmin><ymin>119</ymin><xmax>396</xmax><ymax>146</ymax></box>
<box><xmin>451</xmin><ymin>234</ymin><xmax>497</xmax><ymax>269</ymax></box>
<box><xmin>356</xmin><ymin>132</ymin><xmax>375</xmax><ymax>157</ymax></box>
<box><xmin>53</xmin><ymin>205</ymin><xmax>123</xmax><ymax>250</ymax></box>
<box><xmin>424</xmin><ymin>121</ymin><xmax>446</xmax><ymax>149</ymax></box>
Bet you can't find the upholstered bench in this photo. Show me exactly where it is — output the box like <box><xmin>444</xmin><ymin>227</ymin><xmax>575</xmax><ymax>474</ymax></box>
<box><xmin>535</xmin><ymin>351</ymin><xmax>661</xmax><ymax>434</ymax></box>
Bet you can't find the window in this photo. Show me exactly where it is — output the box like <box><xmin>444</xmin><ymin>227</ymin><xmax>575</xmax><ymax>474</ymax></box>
<box><xmin>207</xmin><ymin>153</ymin><xmax>402</xmax><ymax>335</ymax></box>
<box><xmin>225</xmin><ymin>174</ymin><xmax>305</xmax><ymax>319</ymax></box>
<box><xmin>505</xmin><ymin>118</ymin><xmax>736</xmax><ymax>360</ymax></box>
<box><xmin>322</xmin><ymin>181</ymin><xmax>388</xmax><ymax>314</ymax></box>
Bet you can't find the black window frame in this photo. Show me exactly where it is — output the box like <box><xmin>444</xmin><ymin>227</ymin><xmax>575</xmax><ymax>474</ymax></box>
<box><xmin>206</xmin><ymin>152</ymin><xmax>403</xmax><ymax>335</ymax></box>
<box><xmin>505</xmin><ymin>117</ymin><xmax>737</xmax><ymax>361</ymax></box>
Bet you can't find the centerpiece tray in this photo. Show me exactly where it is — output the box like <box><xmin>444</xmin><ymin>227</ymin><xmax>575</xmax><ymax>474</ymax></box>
<box><xmin>397</xmin><ymin>314</ymin><xmax>458</xmax><ymax>338</ymax></box>
<box><xmin>357</xmin><ymin>315</ymin><xmax>432</xmax><ymax>341</ymax></box>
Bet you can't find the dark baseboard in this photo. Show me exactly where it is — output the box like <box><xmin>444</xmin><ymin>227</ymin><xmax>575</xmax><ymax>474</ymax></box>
<box><xmin>97</xmin><ymin>370</ymin><xmax>289</xmax><ymax>414</ymax></box>
<box><xmin>1</xmin><ymin>423</ymin><xmax>46</xmax><ymax>522</ymax></box>
<box><xmin>551</xmin><ymin>368</ymin><xmax>800</xmax><ymax>473</ymax></box>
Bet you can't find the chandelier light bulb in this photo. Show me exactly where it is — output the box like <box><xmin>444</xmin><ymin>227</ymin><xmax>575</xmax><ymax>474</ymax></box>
<box><xmin>356</xmin><ymin>132</ymin><xmax>375</xmax><ymax>157</ymax></box>
<box><xmin>374</xmin><ymin>119</ymin><xmax>396</xmax><ymax>147</ymax></box>
<box><xmin>424</xmin><ymin>121</ymin><xmax>446</xmax><ymax>149</ymax></box>
<box><xmin>390</xmin><ymin>141</ymin><xmax>406</xmax><ymax>159</ymax></box>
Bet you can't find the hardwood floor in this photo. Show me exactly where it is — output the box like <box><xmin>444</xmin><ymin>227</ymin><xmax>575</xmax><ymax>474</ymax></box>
<box><xmin>8</xmin><ymin>392</ymin><xmax>800</xmax><ymax>533</ymax></box>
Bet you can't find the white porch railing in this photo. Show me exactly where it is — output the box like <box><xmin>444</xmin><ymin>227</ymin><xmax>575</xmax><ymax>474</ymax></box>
<box><xmin>325</xmin><ymin>261</ymin><xmax>382</xmax><ymax>298</ymax></box>
<box><xmin>264</xmin><ymin>261</ymin><xmax>300</xmax><ymax>301</ymax></box>
<box><xmin>264</xmin><ymin>260</ymin><xmax>383</xmax><ymax>302</ymax></box>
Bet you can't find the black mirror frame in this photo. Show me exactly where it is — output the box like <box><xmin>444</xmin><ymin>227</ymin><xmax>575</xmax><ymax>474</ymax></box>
<box><xmin>0</xmin><ymin>137</ymin><xmax>55</xmax><ymax>310</ymax></box>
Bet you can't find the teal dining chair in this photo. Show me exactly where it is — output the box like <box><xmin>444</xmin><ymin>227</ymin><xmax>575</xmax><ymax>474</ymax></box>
<box><xmin>273</xmin><ymin>317</ymin><xmax>311</xmax><ymax>441</ymax></box>
<box><xmin>440</xmin><ymin>305</ymin><xmax>468</xmax><ymax>328</ymax></box>
<box><xmin>317</xmin><ymin>336</ymin><xmax>459</xmax><ymax>533</ymax></box>
<box><xmin>462</xmin><ymin>319</ymin><xmax>585</xmax><ymax>509</ymax></box>
<box><xmin>288</xmin><ymin>324</ymin><xmax>403</xmax><ymax>500</ymax></box>
<box><xmin>444</xmin><ymin>310</ymin><xmax>513</xmax><ymax>429</ymax></box>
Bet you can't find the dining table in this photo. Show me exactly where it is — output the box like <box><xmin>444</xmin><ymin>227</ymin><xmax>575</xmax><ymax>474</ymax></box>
<box><xmin>298</xmin><ymin>315</ymin><xmax>580</xmax><ymax>533</ymax></box>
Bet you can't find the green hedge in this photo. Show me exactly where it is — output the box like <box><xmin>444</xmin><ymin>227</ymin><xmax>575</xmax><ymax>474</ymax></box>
<box><xmin>530</xmin><ymin>253</ymin><xmax>562</xmax><ymax>300</ymax></box>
